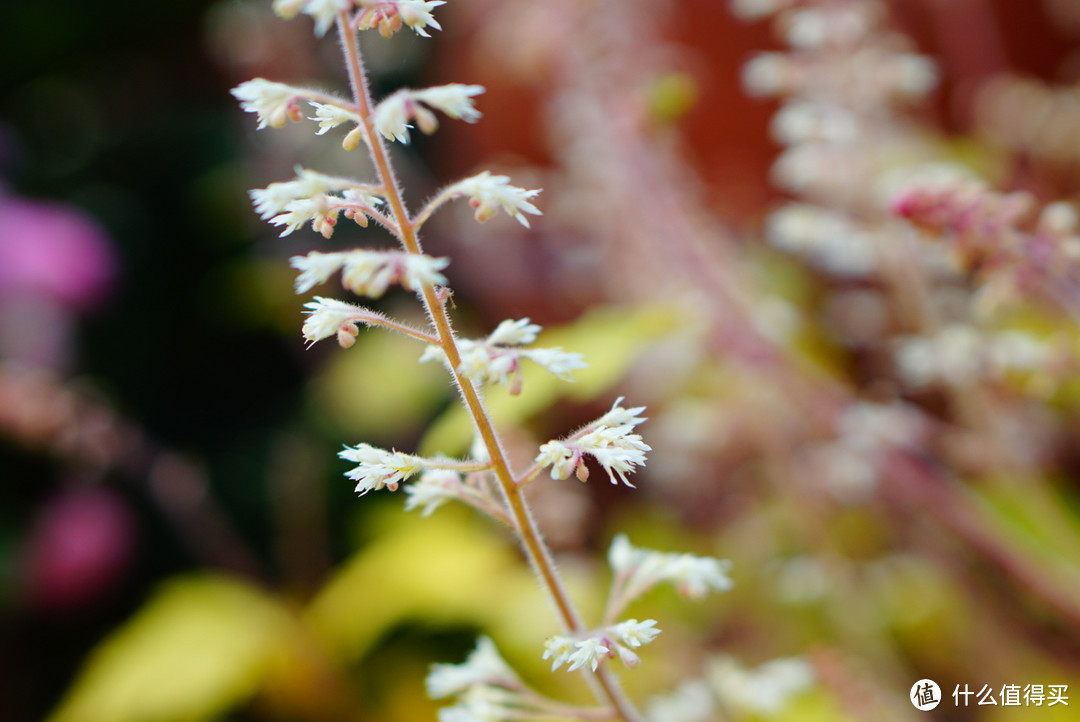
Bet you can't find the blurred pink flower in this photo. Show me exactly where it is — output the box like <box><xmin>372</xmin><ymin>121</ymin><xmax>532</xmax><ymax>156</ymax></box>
<box><xmin>0</xmin><ymin>196</ymin><xmax>116</xmax><ymax>312</ymax></box>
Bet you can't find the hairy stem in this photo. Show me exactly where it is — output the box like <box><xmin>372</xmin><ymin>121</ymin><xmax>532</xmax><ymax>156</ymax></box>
<box><xmin>335</xmin><ymin>14</ymin><xmax>643</xmax><ymax>722</ymax></box>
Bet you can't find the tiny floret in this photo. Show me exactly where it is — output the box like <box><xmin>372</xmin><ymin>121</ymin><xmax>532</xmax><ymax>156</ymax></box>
<box><xmin>420</xmin><ymin>319</ymin><xmax>585</xmax><ymax>393</ymax></box>
<box><xmin>486</xmin><ymin>318</ymin><xmax>541</xmax><ymax>346</ymax></box>
<box><xmin>339</xmin><ymin>443</ymin><xmax>425</xmax><ymax>494</ymax></box>
<box><xmin>607</xmin><ymin>535</ymin><xmax>734</xmax><ymax>604</ymax></box>
<box><xmin>302</xmin><ymin>296</ymin><xmax>374</xmax><ymax>347</ymax></box>
<box><xmin>404</xmin><ymin>469</ymin><xmax>462</xmax><ymax>517</ymax></box>
<box><xmin>374</xmin><ymin>85</ymin><xmax>486</xmax><ymax>144</ymax></box>
<box><xmin>276</xmin><ymin>0</ymin><xmax>351</xmax><ymax>36</ymax></box>
<box><xmin>535</xmin><ymin>400</ymin><xmax>650</xmax><ymax>486</ymax></box>
<box><xmin>292</xmin><ymin>249</ymin><xmax>448</xmax><ymax>298</ymax></box>
<box><xmin>452</xmin><ymin>172</ymin><xmax>543</xmax><ymax>228</ymax></box>
<box><xmin>231</xmin><ymin>78</ymin><xmax>308</xmax><ymax>129</ymax></box>
<box><xmin>397</xmin><ymin>0</ymin><xmax>445</xmax><ymax>37</ymax></box>
<box><xmin>426</xmin><ymin>636</ymin><xmax>521</xmax><ymax>699</ymax></box>
<box><xmin>309</xmin><ymin>102</ymin><xmax>363</xmax><ymax>135</ymax></box>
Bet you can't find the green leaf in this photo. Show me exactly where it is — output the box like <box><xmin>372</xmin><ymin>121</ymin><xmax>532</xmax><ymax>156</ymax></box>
<box><xmin>48</xmin><ymin>575</ymin><xmax>293</xmax><ymax>722</ymax></box>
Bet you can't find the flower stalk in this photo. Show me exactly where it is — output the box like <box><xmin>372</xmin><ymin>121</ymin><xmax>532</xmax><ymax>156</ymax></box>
<box><xmin>332</xmin><ymin>10</ymin><xmax>645</xmax><ymax>722</ymax></box>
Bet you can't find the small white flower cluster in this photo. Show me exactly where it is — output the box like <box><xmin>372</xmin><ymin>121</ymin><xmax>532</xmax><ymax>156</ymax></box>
<box><xmin>543</xmin><ymin>619</ymin><xmax>661</xmax><ymax>673</ymax></box>
<box><xmin>356</xmin><ymin>0</ymin><xmax>446</xmax><ymax>38</ymax></box>
<box><xmin>535</xmin><ymin>399</ymin><xmax>650</xmax><ymax>486</ymax></box>
<box><xmin>250</xmin><ymin>168</ymin><xmax>375</xmax><ymax>219</ymax></box>
<box><xmin>403</xmin><ymin>469</ymin><xmax>463</xmax><ymax>517</ymax></box>
<box><xmin>705</xmin><ymin>655</ymin><xmax>815</xmax><ymax>715</ymax></box>
<box><xmin>339</xmin><ymin>443</ymin><xmax>426</xmax><ymax>494</ymax></box>
<box><xmin>643</xmin><ymin>655</ymin><xmax>814</xmax><ymax>722</ymax></box>
<box><xmin>426</xmin><ymin>636</ymin><xmax>521</xmax><ymax>699</ymax></box>
<box><xmin>374</xmin><ymin>85</ymin><xmax>486</xmax><ymax>144</ymax></box>
<box><xmin>895</xmin><ymin>324</ymin><xmax>1055</xmax><ymax>389</ymax></box>
<box><xmin>419</xmin><ymin>318</ymin><xmax>586</xmax><ymax>394</ymax></box>
<box><xmin>271</xmin><ymin>0</ymin><xmax>445</xmax><ymax>38</ymax></box>
<box><xmin>428</xmin><ymin>637</ymin><xmax>567</xmax><ymax>722</ymax></box>
<box><xmin>301</xmin><ymin>296</ymin><xmax>385</xmax><ymax>348</ymax></box>
<box><xmin>608</xmin><ymin>534</ymin><xmax>733</xmax><ymax>602</ymax></box>
<box><xmin>447</xmin><ymin>171</ymin><xmax>543</xmax><ymax>228</ymax></box>
<box><xmin>290</xmin><ymin>249</ymin><xmax>449</xmax><ymax>297</ymax></box>
<box><xmin>808</xmin><ymin>400</ymin><xmax>925</xmax><ymax>503</ymax></box>
<box><xmin>250</xmin><ymin>169</ymin><xmax>385</xmax><ymax>238</ymax></box>
<box><xmin>231</xmin><ymin>78</ymin><xmax>310</xmax><ymax>129</ymax></box>
<box><xmin>272</xmin><ymin>0</ymin><xmax>350</xmax><ymax>36</ymax></box>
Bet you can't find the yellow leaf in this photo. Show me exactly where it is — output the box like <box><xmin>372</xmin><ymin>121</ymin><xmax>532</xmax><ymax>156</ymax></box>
<box><xmin>309</xmin><ymin>318</ymin><xmax>449</xmax><ymax>441</ymax></box>
<box><xmin>49</xmin><ymin>575</ymin><xmax>293</xmax><ymax>722</ymax></box>
<box><xmin>305</xmin><ymin>507</ymin><xmax>522</xmax><ymax>660</ymax></box>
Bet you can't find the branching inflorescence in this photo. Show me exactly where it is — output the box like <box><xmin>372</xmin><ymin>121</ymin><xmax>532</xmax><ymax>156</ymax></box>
<box><xmin>231</xmin><ymin>2</ymin><xmax>732</xmax><ymax>720</ymax></box>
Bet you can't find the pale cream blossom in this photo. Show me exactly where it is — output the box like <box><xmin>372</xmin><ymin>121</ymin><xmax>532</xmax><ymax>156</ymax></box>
<box><xmin>450</xmin><ymin>172</ymin><xmax>543</xmax><ymax>227</ymax></box>
<box><xmin>420</xmin><ymin>318</ymin><xmax>585</xmax><ymax>392</ymax></box>
<box><xmin>536</xmin><ymin>401</ymin><xmax>650</xmax><ymax>487</ymax></box>
<box><xmin>608</xmin><ymin>534</ymin><xmax>734</xmax><ymax>604</ymax></box>
<box><xmin>292</xmin><ymin>249</ymin><xmax>448</xmax><ymax>297</ymax></box>
<box><xmin>275</xmin><ymin>0</ymin><xmax>350</xmax><ymax>35</ymax></box>
<box><xmin>231</xmin><ymin>78</ymin><xmax>308</xmax><ymax>129</ymax></box>
<box><xmin>374</xmin><ymin>85</ymin><xmax>485</xmax><ymax>144</ymax></box>
<box><xmin>339</xmin><ymin>443</ymin><xmax>426</xmax><ymax>494</ymax></box>
<box><xmin>426</xmin><ymin>637</ymin><xmax>521</xmax><ymax>699</ymax></box>
<box><xmin>309</xmin><ymin>102</ymin><xmax>362</xmax><ymax>135</ymax></box>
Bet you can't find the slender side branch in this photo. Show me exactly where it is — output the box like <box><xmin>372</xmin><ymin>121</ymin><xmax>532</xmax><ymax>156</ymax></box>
<box><xmin>334</xmin><ymin>12</ymin><xmax>644</xmax><ymax>722</ymax></box>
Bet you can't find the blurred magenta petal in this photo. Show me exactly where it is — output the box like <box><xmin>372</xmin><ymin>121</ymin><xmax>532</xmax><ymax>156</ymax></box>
<box><xmin>23</xmin><ymin>487</ymin><xmax>136</xmax><ymax>611</ymax></box>
<box><xmin>0</xmin><ymin>197</ymin><xmax>117</xmax><ymax>312</ymax></box>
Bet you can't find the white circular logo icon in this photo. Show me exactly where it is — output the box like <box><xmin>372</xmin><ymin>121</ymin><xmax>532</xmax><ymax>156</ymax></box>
<box><xmin>910</xmin><ymin>679</ymin><xmax>941</xmax><ymax>711</ymax></box>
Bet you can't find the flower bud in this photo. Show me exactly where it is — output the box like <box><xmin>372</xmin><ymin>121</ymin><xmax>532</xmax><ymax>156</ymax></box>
<box><xmin>338</xmin><ymin>325</ymin><xmax>359</xmax><ymax>349</ymax></box>
<box><xmin>416</xmin><ymin>107</ymin><xmax>439</xmax><ymax>135</ymax></box>
<box><xmin>343</xmin><ymin>126</ymin><xmax>364</xmax><ymax>151</ymax></box>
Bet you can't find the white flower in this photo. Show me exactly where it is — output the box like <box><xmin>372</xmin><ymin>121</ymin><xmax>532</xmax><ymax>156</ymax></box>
<box><xmin>301</xmin><ymin>296</ymin><xmax>371</xmax><ymax>346</ymax></box>
<box><xmin>607</xmin><ymin>535</ymin><xmax>734</xmax><ymax>603</ymax></box>
<box><xmin>541</xmin><ymin>636</ymin><xmax>576</xmax><ymax>672</ymax></box>
<box><xmin>536</xmin><ymin>441</ymin><xmax>578</xmax><ymax>481</ymax></box>
<box><xmin>404</xmin><ymin>469</ymin><xmax>462</xmax><ymax>517</ymax></box>
<box><xmin>413</xmin><ymin>84</ymin><xmax>485</xmax><ymax>122</ymax></box>
<box><xmin>250</xmin><ymin>168</ymin><xmax>377</xmax><ymax>221</ymax></box>
<box><xmin>608</xmin><ymin>533</ymin><xmax>644</xmax><ymax>574</ymax></box>
<box><xmin>339</xmin><ymin>443</ymin><xmax>425</xmax><ymax>494</ymax></box>
<box><xmin>485</xmin><ymin>318</ymin><xmax>541</xmax><ymax>346</ymax></box>
<box><xmin>706</xmin><ymin>655</ymin><xmax>814</xmax><ymax>715</ymax></box>
<box><xmin>231</xmin><ymin>78</ymin><xmax>307</xmax><ymax>129</ymax></box>
<box><xmin>426</xmin><ymin>637</ymin><xmax>521</xmax><ymax>699</ymax></box>
<box><xmin>309</xmin><ymin>102</ymin><xmax>362</xmax><ymax>135</ymax></box>
<box><xmin>373</xmin><ymin>92</ymin><xmax>414</xmax><ymax>143</ymax></box>
<box><xmin>594</xmin><ymin>397</ymin><xmax>648</xmax><ymax>428</ymax></box>
<box><xmin>277</xmin><ymin>0</ymin><xmax>350</xmax><ymax>35</ymax></box>
<box><xmin>645</xmin><ymin>680</ymin><xmax>716</xmax><ymax>722</ymax></box>
<box><xmin>566</xmin><ymin>637</ymin><xmax>611</xmax><ymax>672</ymax></box>
<box><xmin>339</xmin><ymin>250</ymin><xmax>448</xmax><ymax>297</ymax></box>
<box><xmin>576</xmin><ymin>425</ymin><xmax>650</xmax><ymax>487</ymax></box>
<box><xmin>374</xmin><ymin>85</ymin><xmax>486</xmax><ymax>144</ymax></box>
<box><xmin>611</xmin><ymin>619</ymin><xmax>661</xmax><ymax>648</ymax></box>
<box><xmin>519</xmin><ymin>347</ymin><xmax>588</xmax><ymax>380</ymax></box>
<box><xmin>397</xmin><ymin>0</ymin><xmax>445</xmax><ymax>37</ymax></box>
<box><xmin>420</xmin><ymin>320</ymin><xmax>585</xmax><ymax>392</ymax></box>
<box><xmin>270</xmin><ymin>195</ymin><xmax>339</xmax><ymax>237</ymax></box>
<box><xmin>663</xmin><ymin>554</ymin><xmax>735</xmax><ymax>600</ymax></box>
<box><xmin>290</xmin><ymin>251</ymin><xmax>347</xmax><ymax>293</ymax></box>
<box><xmin>537</xmin><ymin>405</ymin><xmax>650</xmax><ymax>487</ymax></box>
<box><xmin>451</xmin><ymin>171</ymin><xmax>543</xmax><ymax>228</ymax></box>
